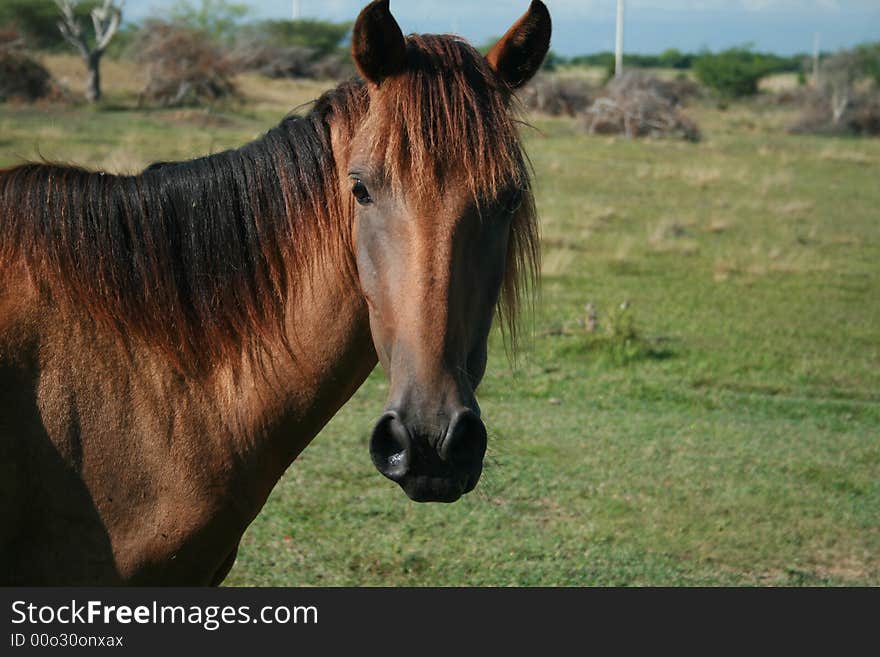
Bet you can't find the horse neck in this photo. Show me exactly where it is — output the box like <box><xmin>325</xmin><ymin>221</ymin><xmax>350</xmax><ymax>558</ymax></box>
<box><xmin>215</xmin><ymin>112</ymin><xmax>377</xmax><ymax>477</ymax></box>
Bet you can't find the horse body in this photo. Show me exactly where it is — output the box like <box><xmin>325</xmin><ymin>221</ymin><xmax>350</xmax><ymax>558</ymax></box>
<box><xmin>0</xmin><ymin>0</ymin><xmax>550</xmax><ymax>585</ymax></box>
<box><xmin>0</xmin><ymin>224</ymin><xmax>376</xmax><ymax>584</ymax></box>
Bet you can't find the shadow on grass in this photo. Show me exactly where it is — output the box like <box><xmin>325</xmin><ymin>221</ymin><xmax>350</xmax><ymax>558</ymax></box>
<box><xmin>555</xmin><ymin>333</ymin><xmax>675</xmax><ymax>367</ymax></box>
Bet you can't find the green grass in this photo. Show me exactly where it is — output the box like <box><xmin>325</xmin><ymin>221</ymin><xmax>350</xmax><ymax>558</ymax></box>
<box><xmin>2</xmin><ymin>78</ymin><xmax>878</xmax><ymax>586</ymax></box>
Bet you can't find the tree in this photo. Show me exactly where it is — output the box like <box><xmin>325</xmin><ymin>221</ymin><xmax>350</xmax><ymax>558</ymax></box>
<box><xmin>658</xmin><ymin>48</ymin><xmax>693</xmax><ymax>70</ymax></box>
<box><xmin>0</xmin><ymin>0</ymin><xmax>98</xmax><ymax>50</ymax></box>
<box><xmin>56</xmin><ymin>0</ymin><xmax>124</xmax><ymax>102</ymax></box>
<box><xmin>821</xmin><ymin>52</ymin><xmax>861</xmax><ymax>124</ymax></box>
<box><xmin>853</xmin><ymin>42</ymin><xmax>880</xmax><ymax>86</ymax></box>
<box><xmin>168</xmin><ymin>0</ymin><xmax>250</xmax><ymax>43</ymax></box>
<box><xmin>693</xmin><ymin>47</ymin><xmax>784</xmax><ymax>99</ymax></box>
<box><xmin>249</xmin><ymin>19</ymin><xmax>351</xmax><ymax>58</ymax></box>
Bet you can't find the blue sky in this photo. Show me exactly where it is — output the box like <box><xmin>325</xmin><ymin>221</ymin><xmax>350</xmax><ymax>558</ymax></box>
<box><xmin>127</xmin><ymin>1</ymin><xmax>880</xmax><ymax>55</ymax></box>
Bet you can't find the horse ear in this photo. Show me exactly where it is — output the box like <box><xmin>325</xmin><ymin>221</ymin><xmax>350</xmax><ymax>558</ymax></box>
<box><xmin>486</xmin><ymin>1</ymin><xmax>552</xmax><ymax>90</ymax></box>
<box><xmin>351</xmin><ymin>0</ymin><xmax>407</xmax><ymax>85</ymax></box>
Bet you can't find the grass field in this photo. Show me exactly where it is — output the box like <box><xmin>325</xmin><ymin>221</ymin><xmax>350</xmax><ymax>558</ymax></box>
<box><xmin>2</xmin><ymin>57</ymin><xmax>878</xmax><ymax>585</ymax></box>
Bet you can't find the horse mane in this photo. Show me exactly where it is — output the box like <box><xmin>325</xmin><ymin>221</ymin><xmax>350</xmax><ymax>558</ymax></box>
<box><xmin>0</xmin><ymin>34</ymin><xmax>538</xmax><ymax>374</ymax></box>
<box><xmin>0</xmin><ymin>82</ymin><xmax>366</xmax><ymax>374</ymax></box>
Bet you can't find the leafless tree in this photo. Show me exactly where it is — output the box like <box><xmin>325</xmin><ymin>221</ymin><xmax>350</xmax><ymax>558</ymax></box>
<box><xmin>56</xmin><ymin>0</ymin><xmax>124</xmax><ymax>102</ymax></box>
<box><xmin>822</xmin><ymin>51</ymin><xmax>861</xmax><ymax>125</ymax></box>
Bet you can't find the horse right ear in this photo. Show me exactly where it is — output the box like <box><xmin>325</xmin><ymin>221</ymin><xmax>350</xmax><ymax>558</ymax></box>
<box><xmin>352</xmin><ymin>0</ymin><xmax>407</xmax><ymax>85</ymax></box>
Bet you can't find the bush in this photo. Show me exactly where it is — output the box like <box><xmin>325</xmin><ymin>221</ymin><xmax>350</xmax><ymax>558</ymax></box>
<box><xmin>134</xmin><ymin>21</ymin><xmax>239</xmax><ymax>107</ymax></box>
<box><xmin>788</xmin><ymin>90</ymin><xmax>880</xmax><ymax>137</ymax></box>
<box><xmin>787</xmin><ymin>49</ymin><xmax>880</xmax><ymax>137</ymax></box>
<box><xmin>233</xmin><ymin>42</ymin><xmax>316</xmax><ymax>78</ymax></box>
<box><xmin>694</xmin><ymin>47</ymin><xmax>791</xmax><ymax>98</ymax></box>
<box><xmin>308</xmin><ymin>52</ymin><xmax>356</xmax><ymax>81</ymax></box>
<box><xmin>232</xmin><ymin>42</ymin><xmax>355</xmax><ymax>81</ymax></box>
<box><xmin>853</xmin><ymin>42</ymin><xmax>880</xmax><ymax>87</ymax></box>
<box><xmin>580</xmin><ymin>71</ymin><xmax>701</xmax><ymax>142</ymax></box>
<box><xmin>658</xmin><ymin>48</ymin><xmax>695</xmax><ymax>70</ymax></box>
<box><xmin>0</xmin><ymin>27</ymin><xmax>58</xmax><ymax>102</ymax></box>
<box><xmin>557</xmin><ymin>301</ymin><xmax>669</xmax><ymax>368</ymax></box>
<box><xmin>232</xmin><ymin>18</ymin><xmax>352</xmax><ymax>80</ymax></box>
<box><xmin>248</xmin><ymin>19</ymin><xmax>350</xmax><ymax>58</ymax></box>
<box><xmin>518</xmin><ymin>74</ymin><xmax>596</xmax><ymax>116</ymax></box>
<box><xmin>607</xmin><ymin>70</ymin><xmax>701</xmax><ymax>106</ymax></box>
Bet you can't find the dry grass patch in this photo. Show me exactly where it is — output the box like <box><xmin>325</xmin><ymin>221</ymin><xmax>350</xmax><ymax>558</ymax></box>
<box><xmin>706</xmin><ymin>217</ymin><xmax>732</xmax><ymax>234</ymax></box>
<box><xmin>777</xmin><ymin>200</ymin><xmax>815</xmax><ymax>219</ymax></box>
<box><xmin>681</xmin><ymin>166</ymin><xmax>722</xmax><ymax>188</ymax></box>
<box><xmin>541</xmin><ymin>248</ymin><xmax>578</xmax><ymax>277</ymax></box>
<box><xmin>817</xmin><ymin>147</ymin><xmax>875</xmax><ymax>165</ymax></box>
<box><xmin>41</xmin><ymin>53</ymin><xmax>145</xmax><ymax>97</ymax></box>
<box><xmin>648</xmin><ymin>218</ymin><xmax>700</xmax><ymax>255</ymax></box>
<box><xmin>759</xmin><ymin>169</ymin><xmax>795</xmax><ymax>194</ymax></box>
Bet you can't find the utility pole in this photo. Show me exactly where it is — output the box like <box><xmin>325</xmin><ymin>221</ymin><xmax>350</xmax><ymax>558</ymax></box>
<box><xmin>293</xmin><ymin>0</ymin><xmax>301</xmax><ymax>20</ymax></box>
<box><xmin>812</xmin><ymin>32</ymin><xmax>821</xmax><ymax>87</ymax></box>
<box><xmin>615</xmin><ymin>0</ymin><xmax>625</xmax><ymax>79</ymax></box>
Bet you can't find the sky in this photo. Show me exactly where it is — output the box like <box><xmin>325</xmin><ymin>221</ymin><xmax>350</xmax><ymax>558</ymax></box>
<box><xmin>126</xmin><ymin>1</ymin><xmax>880</xmax><ymax>56</ymax></box>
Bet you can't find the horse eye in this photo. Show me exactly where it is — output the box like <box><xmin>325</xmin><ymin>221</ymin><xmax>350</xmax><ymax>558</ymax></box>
<box><xmin>506</xmin><ymin>190</ymin><xmax>524</xmax><ymax>215</ymax></box>
<box><xmin>352</xmin><ymin>180</ymin><xmax>373</xmax><ymax>206</ymax></box>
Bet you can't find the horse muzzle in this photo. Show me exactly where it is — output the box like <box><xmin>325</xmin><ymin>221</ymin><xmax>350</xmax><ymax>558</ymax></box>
<box><xmin>369</xmin><ymin>408</ymin><xmax>487</xmax><ymax>503</ymax></box>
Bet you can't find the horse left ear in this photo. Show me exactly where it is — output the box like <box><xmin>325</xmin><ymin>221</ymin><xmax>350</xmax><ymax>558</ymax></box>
<box><xmin>486</xmin><ymin>1</ymin><xmax>552</xmax><ymax>90</ymax></box>
<box><xmin>352</xmin><ymin>0</ymin><xmax>407</xmax><ymax>85</ymax></box>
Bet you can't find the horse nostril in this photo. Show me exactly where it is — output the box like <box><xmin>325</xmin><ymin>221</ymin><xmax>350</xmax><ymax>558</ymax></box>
<box><xmin>370</xmin><ymin>412</ymin><xmax>412</xmax><ymax>482</ymax></box>
<box><xmin>440</xmin><ymin>410</ymin><xmax>487</xmax><ymax>467</ymax></box>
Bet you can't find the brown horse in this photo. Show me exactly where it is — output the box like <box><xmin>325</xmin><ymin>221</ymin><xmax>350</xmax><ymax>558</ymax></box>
<box><xmin>0</xmin><ymin>0</ymin><xmax>550</xmax><ymax>585</ymax></box>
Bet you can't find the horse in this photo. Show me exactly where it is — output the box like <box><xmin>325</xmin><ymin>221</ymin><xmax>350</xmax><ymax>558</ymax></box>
<box><xmin>0</xmin><ymin>0</ymin><xmax>550</xmax><ymax>585</ymax></box>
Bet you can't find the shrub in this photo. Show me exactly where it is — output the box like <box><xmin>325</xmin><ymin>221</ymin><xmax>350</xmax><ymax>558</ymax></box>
<box><xmin>580</xmin><ymin>72</ymin><xmax>701</xmax><ymax>142</ymax></box>
<box><xmin>232</xmin><ymin>18</ymin><xmax>353</xmax><ymax>80</ymax></box>
<box><xmin>788</xmin><ymin>90</ymin><xmax>880</xmax><ymax>137</ymax></box>
<box><xmin>0</xmin><ymin>27</ymin><xmax>57</xmax><ymax>102</ymax></box>
<box><xmin>557</xmin><ymin>301</ymin><xmax>669</xmax><ymax>367</ymax></box>
<box><xmin>308</xmin><ymin>52</ymin><xmax>356</xmax><ymax>81</ymax></box>
<box><xmin>658</xmin><ymin>48</ymin><xmax>695</xmax><ymax>70</ymax></box>
<box><xmin>694</xmin><ymin>47</ymin><xmax>789</xmax><ymax>98</ymax></box>
<box><xmin>248</xmin><ymin>19</ymin><xmax>351</xmax><ymax>59</ymax></box>
<box><xmin>134</xmin><ymin>21</ymin><xmax>239</xmax><ymax>107</ymax></box>
<box><xmin>233</xmin><ymin>42</ymin><xmax>316</xmax><ymax>78</ymax></box>
<box><xmin>607</xmin><ymin>70</ymin><xmax>700</xmax><ymax>106</ymax></box>
<box><xmin>518</xmin><ymin>74</ymin><xmax>596</xmax><ymax>116</ymax></box>
<box><xmin>853</xmin><ymin>42</ymin><xmax>880</xmax><ymax>86</ymax></box>
<box><xmin>788</xmin><ymin>49</ymin><xmax>880</xmax><ymax>137</ymax></box>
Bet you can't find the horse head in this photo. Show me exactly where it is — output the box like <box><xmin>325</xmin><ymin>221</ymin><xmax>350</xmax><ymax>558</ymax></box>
<box><xmin>345</xmin><ymin>1</ymin><xmax>550</xmax><ymax>502</ymax></box>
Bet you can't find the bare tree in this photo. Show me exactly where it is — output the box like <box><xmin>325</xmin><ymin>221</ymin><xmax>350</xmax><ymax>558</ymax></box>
<box><xmin>56</xmin><ymin>0</ymin><xmax>124</xmax><ymax>102</ymax></box>
<box><xmin>822</xmin><ymin>52</ymin><xmax>860</xmax><ymax>125</ymax></box>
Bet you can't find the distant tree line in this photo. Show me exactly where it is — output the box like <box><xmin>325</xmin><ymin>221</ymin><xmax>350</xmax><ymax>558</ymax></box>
<box><xmin>561</xmin><ymin>48</ymin><xmax>801</xmax><ymax>74</ymax></box>
<box><xmin>2</xmin><ymin>0</ymin><xmax>878</xmax><ymax>107</ymax></box>
<box><xmin>548</xmin><ymin>45</ymin><xmax>880</xmax><ymax>100</ymax></box>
